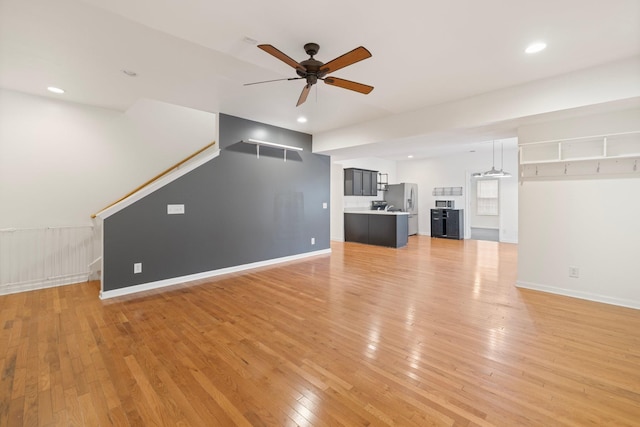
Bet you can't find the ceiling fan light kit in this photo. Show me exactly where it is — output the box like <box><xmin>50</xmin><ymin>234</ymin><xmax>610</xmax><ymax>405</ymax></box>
<box><xmin>246</xmin><ymin>42</ymin><xmax>374</xmax><ymax>106</ymax></box>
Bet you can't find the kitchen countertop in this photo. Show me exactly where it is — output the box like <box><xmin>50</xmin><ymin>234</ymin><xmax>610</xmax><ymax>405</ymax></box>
<box><xmin>344</xmin><ymin>209</ymin><xmax>410</xmax><ymax>215</ymax></box>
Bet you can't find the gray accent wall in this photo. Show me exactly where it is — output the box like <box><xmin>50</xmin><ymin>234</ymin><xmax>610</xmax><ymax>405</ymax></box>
<box><xmin>103</xmin><ymin>113</ymin><xmax>330</xmax><ymax>292</ymax></box>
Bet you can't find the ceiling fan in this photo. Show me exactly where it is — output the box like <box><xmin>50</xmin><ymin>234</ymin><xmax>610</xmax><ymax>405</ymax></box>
<box><xmin>245</xmin><ymin>42</ymin><xmax>374</xmax><ymax>106</ymax></box>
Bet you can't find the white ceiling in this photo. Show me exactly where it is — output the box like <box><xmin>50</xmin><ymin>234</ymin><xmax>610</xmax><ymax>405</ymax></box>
<box><xmin>1</xmin><ymin>0</ymin><xmax>639</xmax><ymax>159</ymax></box>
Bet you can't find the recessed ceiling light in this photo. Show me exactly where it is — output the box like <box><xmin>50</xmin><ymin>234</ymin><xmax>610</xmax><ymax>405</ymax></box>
<box><xmin>47</xmin><ymin>86</ymin><xmax>65</xmax><ymax>94</ymax></box>
<box><xmin>407</xmin><ymin>155</ymin><xmax>414</xmax><ymax>158</ymax></box>
<box><xmin>525</xmin><ymin>42</ymin><xmax>547</xmax><ymax>54</ymax></box>
<box><xmin>121</xmin><ymin>69</ymin><xmax>137</xmax><ymax>77</ymax></box>
<box><xmin>297</xmin><ymin>116</ymin><xmax>307</xmax><ymax>123</ymax></box>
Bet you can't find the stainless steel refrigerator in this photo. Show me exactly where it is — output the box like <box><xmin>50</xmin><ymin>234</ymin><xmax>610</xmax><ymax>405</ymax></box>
<box><xmin>384</xmin><ymin>183</ymin><xmax>419</xmax><ymax>235</ymax></box>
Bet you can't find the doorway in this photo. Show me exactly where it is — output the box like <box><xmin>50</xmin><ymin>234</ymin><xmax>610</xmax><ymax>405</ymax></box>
<box><xmin>469</xmin><ymin>177</ymin><xmax>500</xmax><ymax>242</ymax></box>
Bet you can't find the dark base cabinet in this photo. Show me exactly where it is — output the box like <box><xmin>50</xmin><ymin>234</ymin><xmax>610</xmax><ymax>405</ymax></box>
<box><xmin>344</xmin><ymin>213</ymin><xmax>370</xmax><ymax>244</ymax></box>
<box><xmin>430</xmin><ymin>209</ymin><xmax>464</xmax><ymax>240</ymax></box>
<box><xmin>344</xmin><ymin>213</ymin><xmax>408</xmax><ymax>248</ymax></box>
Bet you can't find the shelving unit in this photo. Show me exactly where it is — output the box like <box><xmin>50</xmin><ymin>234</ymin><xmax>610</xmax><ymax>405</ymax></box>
<box><xmin>241</xmin><ymin>138</ymin><xmax>303</xmax><ymax>161</ymax></box>
<box><xmin>519</xmin><ymin>131</ymin><xmax>640</xmax><ymax>179</ymax></box>
<box><xmin>520</xmin><ymin>131</ymin><xmax>640</xmax><ymax>164</ymax></box>
<box><xmin>377</xmin><ymin>173</ymin><xmax>389</xmax><ymax>192</ymax></box>
<box><xmin>432</xmin><ymin>187</ymin><xmax>463</xmax><ymax>196</ymax></box>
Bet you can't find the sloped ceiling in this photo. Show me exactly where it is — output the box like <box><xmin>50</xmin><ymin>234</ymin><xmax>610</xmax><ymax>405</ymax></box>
<box><xmin>1</xmin><ymin>0</ymin><xmax>639</xmax><ymax>159</ymax></box>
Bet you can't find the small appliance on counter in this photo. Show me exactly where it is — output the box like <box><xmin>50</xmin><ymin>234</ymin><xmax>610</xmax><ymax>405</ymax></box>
<box><xmin>371</xmin><ymin>200</ymin><xmax>388</xmax><ymax>210</ymax></box>
<box><xmin>435</xmin><ymin>200</ymin><xmax>455</xmax><ymax>209</ymax></box>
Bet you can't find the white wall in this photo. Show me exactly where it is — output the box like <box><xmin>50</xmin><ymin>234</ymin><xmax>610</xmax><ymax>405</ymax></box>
<box><xmin>396</xmin><ymin>146</ymin><xmax>518</xmax><ymax>242</ymax></box>
<box><xmin>329</xmin><ymin>162</ymin><xmax>345</xmax><ymax>241</ymax></box>
<box><xmin>517</xmin><ymin>108</ymin><xmax>640</xmax><ymax>309</ymax></box>
<box><xmin>518</xmin><ymin>178</ymin><xmax>640</xmax><ymax>308</ymax></box>
<box><xmin>330</xmin><ymin>157</ymin><xmax>397</xmax><ymax>241</ymax></box>
<box><xmin>0</xmin><ymin>89</ymin><xmax>216</xmax><ymax>228</ymax></box>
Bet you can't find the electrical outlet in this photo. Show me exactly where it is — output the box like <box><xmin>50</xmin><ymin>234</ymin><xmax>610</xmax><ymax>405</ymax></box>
<box><xmin>311</xmin><ymin>237</ymin><xmax>315</xmax><ymax>245</ymax></box>
<box><xmin>134</xmin><ymin>262</ymin><xmax>142</xmax><ymax>274</ymax></box>
<box><xmin>569</xmin><ymin>266</ymin><xmax>579</xmax><ymax>278</ymax></box>
<box><xmin>322</xmin><ymin>202</ymin><xmax>328</xmax><ymax>209</ymax></box>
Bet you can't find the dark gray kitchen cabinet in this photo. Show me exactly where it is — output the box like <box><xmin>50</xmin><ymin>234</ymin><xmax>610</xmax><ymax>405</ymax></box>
<box><xmin>368</xmin><ymin>215</ymin><xmax>408</xmax><ymax>247</ymax></box>
<box><xmin>344</xmin><ymin>168</ymin><xmax>378</xmax><ymax>196</ymax></box>
<box><xmin>344</xmin><ymin>213</ymin><xmax>408</xmax><ymax>248</ymax></box>
<box><xmin>430</xmin><ymin>209</ymin><xmax>464</xmax><ymax>240</ymax></box>
<box><xmin>368</xmin><ymin>171</ymin><xmax>378</xmax><ymax>195</ymax></box>
<box><xmin>345</xmin><ymin>168</ymin><xmax>363</xmax><ymax>195</ymax></box>
<box><xmin>362</xmin><ymin>170</ymin><xmax>373</xmax><ymax>196</ymax></box>
<box><xmin>344</xmin><ymin>212</ymin><xmax>369</xmax><ymax>244</ymax></box>
<box><xmin>430</xmin><ymin>209</ymin><xmax>444</xmax><ymax>237</ymax></box>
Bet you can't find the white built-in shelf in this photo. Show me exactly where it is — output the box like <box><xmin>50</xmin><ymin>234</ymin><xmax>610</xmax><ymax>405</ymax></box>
<box><xmin>241</xmin><ymin>138</ymin><xmax>303</xmax><ymax>162</ymax></box>
<box><xmin>519</xmin><ymin>131</ymin><xmax>640</xmax><ymax>165</ymax></box>
<box><xmin>519</xmin><ymin>131</ymin><xmax>640</xmax><ymax>179</ymax></box>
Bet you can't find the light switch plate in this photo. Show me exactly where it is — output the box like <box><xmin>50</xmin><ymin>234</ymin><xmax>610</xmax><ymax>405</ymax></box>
<box><xmin>569</xmin><ymin>266</ymin><xmax>579</xmax><ymax>278</ymax></box>
<box><xmin>167</xmin><ymin>204</ymin><xmax>185</xmax><ymax>215</ymax></box>
<box><xmin>322</xmin><ymin>202</ymin><xmax>328</xmax><ymax>209</ymax></box>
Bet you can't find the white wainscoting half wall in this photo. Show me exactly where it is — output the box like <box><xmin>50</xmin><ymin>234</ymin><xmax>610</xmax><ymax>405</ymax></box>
<box><xmin>0</xmin><ymin>226</ymin><xmax>95</xmax><ymax>295</ymax></box>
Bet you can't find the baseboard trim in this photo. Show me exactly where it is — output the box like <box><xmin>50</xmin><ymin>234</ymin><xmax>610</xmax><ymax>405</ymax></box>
<box><xmin>499</xmin><ymin>238</ymin><xmax>519</xmax><ymax>244</ymax></box>
<box><xmin>516</xmin><ymin>280</ymin><xmax>640</xmax><ymax>310</ymax></box>
<box><xmin>0</xmin><ymin>273</ymin><xmax>90</xmax><ymax>296</ymax></box>
<box><xmin>100</xmin><ymin>249</ymin><xmax>332</xmax><ymax>300</ymax></box>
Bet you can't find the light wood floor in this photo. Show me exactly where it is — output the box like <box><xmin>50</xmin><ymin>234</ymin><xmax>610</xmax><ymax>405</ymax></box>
<box><xmin>1</xmin><ymin>237</ymin><xmax>639</xmax><ymax>426</ymax></box>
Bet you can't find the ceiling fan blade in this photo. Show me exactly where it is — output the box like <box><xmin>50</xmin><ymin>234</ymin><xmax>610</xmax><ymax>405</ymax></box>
<box><xmin>296</xmin><ymin>84</ymin><xmax>311</xmax><ymax>106</ymax></box>
<box><xmin>258</xmin><ymin>44</ymin><xmax>304</xmax><ymax>71</ymax></box>
<box><xmin>324</xmin><ymin>77</ymin><xmax>374</xmax><ymax>94</ymax></box>
<box><xmin>320</xmin><ymin>46</ymin><xmax>371</xmax><ymax>74</ymax></box>
<box><xmin>244</xmin><ymin>77</ymin><xmax>303</xmax><ymax>86</ymax></box>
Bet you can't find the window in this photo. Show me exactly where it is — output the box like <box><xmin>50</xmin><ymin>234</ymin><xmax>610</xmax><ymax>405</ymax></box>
<box><xmin>476</xmin><ymin>179</ymin><xmax>499</xmax><ymax>216</ymax></box>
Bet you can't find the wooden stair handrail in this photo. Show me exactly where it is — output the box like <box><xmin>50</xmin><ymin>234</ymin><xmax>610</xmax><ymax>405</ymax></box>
<box><xmin>91</xmin><ymin>141</ymin><xmax>217</xmax><ymax>218</ymax></box>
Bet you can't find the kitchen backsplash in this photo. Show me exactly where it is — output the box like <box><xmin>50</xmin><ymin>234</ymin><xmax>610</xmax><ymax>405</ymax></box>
<box><xmin>343</xmin><ymin>195</ymin><xmax>380</xmax><ymax>210</ymax></box>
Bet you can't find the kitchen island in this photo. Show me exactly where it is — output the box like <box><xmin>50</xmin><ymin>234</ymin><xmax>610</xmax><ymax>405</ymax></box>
<box><xmin>344</xmin><ymin>210</ymin><xmax>409</xmax><ymax>248</ymax></box>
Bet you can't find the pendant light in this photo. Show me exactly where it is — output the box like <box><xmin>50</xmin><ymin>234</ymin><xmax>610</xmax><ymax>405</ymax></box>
<box><xmin>497</xmin><ymin>141</ymin><xmax>512</xmax><ymax>178</ymax></box>
<box><xmin>472</xmin><ymin>140</ymin><xmax>511</xmax><ymax>178</ymax></box>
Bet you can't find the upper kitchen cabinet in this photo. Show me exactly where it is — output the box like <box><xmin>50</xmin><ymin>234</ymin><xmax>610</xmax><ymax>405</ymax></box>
<box><xmin>344</xmin><ymin>168</ymin><xmax>378</xmax><ymax>196</ymax></box>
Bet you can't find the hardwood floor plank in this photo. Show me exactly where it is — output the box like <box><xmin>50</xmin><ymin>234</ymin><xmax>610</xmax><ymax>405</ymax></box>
<box><xmin>76</xmin><ymin>391</ymin><xmax>101</xmax><ymax>427</ymax></box>
<box><xmin>188</xmin><ymin>367</ymin><xmax>253</xmax><ymax>427</ymax></box>
<box><xmin>1</xmin><ymin>238</ymin><xmax>640</xmax><ymax>425</ymax></box>
<box><xmin>22</xmin><ymin>354</ymin><xmax>39</xmax><ymax>427</ymax></box>
<box><xmin>37</xmin><ymin>388</ymin><xmax>53</xmax><ymax>426</ymax></box>
<box><xmin>6</xmin><ymin>397</ymin><xmax>25</xmax><ymax>427</ymax></box>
